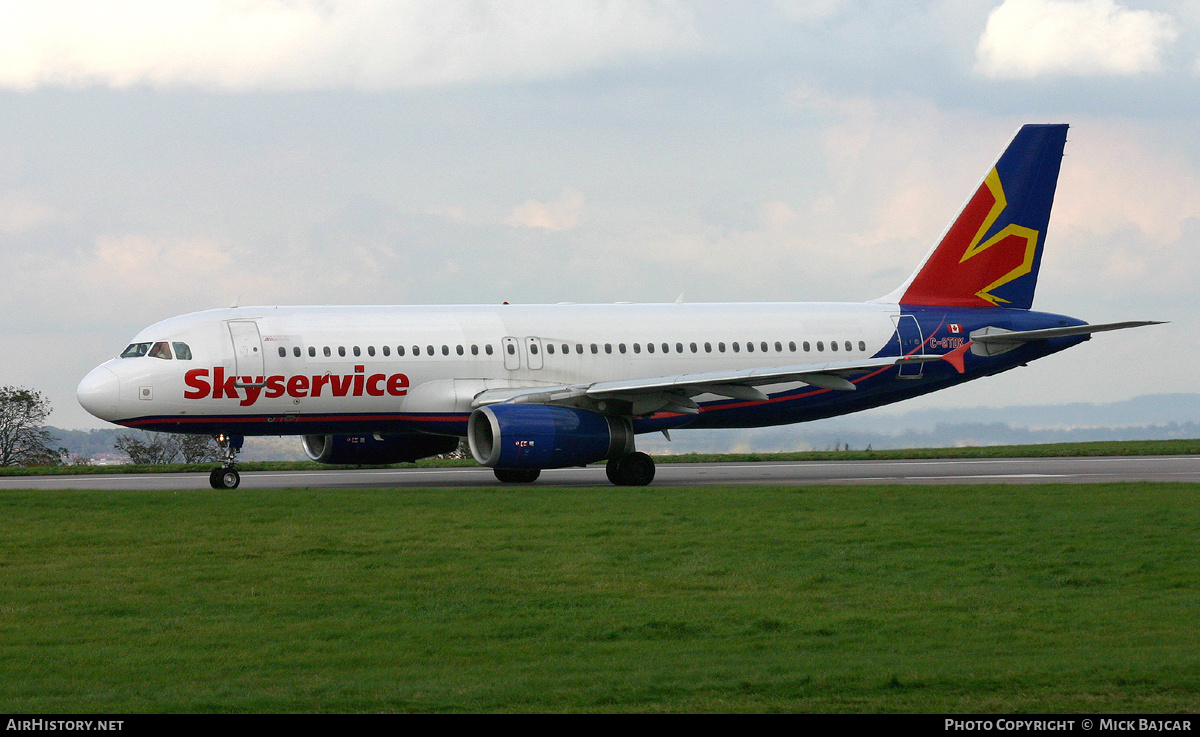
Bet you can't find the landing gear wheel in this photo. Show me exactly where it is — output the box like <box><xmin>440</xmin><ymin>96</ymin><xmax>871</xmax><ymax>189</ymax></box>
<box><xmin>209</xmin><ymin>468</ymin><xmax>240</xmax><ymax>489</ymax></box>
<box><xmin>493</xmin><ymin>468</ymin><xmax>541</xmax><ymax>483</ymax></box>
<box><xmin>606</xmin><ymin>452</ymin><xmax>655</xmax><ymax>486</ymax></box>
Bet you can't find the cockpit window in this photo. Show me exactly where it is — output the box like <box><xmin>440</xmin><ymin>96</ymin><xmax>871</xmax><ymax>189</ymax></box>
<box><xmin>120</xmin><ymin>342</ymin><xmax>151</xmax><ymax>358</ymax></box>
<box><xmin>172</xmin><ymin>342</ymin><xmax>192</xmax><ymax>360</ymax></box>
<box><xmin>149</xmin><ymin>342</ymin><xmax>172</xmax><ymax>359</ymax></box>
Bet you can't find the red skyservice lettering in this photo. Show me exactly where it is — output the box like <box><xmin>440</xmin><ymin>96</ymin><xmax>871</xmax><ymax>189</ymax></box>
<box><xmin>184</xmin><ymin>368</ymin><xmax>408</xmax><ymax>406</ymax></box>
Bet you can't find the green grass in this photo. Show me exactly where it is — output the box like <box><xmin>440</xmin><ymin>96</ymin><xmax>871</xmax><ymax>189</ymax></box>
<box><xmin>4</xmin><ymin>438</ymin><xmax>1199</xmax><ymax>476</ymax></box>
<box><xmin>1</xmin><ymin>483</ymin><xmax>1198</xmax><ymax>712</ymax></box>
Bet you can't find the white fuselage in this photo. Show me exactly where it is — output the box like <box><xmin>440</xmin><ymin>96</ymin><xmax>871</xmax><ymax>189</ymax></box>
<box><xmin>79</xmin><ymin>302</ymin><xmax>904</xmax><ymax>430</ymax></box>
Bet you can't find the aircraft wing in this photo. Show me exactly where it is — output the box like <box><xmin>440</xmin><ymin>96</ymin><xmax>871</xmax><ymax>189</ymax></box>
<box><xmin>471</xmin><ymin>353</ymin><xmax>940</xmax><ymax>415</ymax></box>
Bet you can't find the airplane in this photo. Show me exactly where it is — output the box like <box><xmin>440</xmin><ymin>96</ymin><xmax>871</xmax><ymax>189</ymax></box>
<box><xmin>77</xmin><ymin>123</ymin><xmax>1160</xmax><ymax>489</ymax></box>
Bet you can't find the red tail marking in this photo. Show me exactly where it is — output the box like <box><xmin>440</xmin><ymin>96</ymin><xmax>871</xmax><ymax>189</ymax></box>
<box><xmin>902</xmin><ymin>170</ymin><xmax>1038</xmax><ymax>307</ymax></box>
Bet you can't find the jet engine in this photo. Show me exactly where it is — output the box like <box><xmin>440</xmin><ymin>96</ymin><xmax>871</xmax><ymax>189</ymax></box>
<box><xmin>468</xmin><ymin>404</ymin><xmax>634</xmax><ymax>469</ymax></box>
<box><xmin>302</xmin><ymin>433</ymin><xmax>459</xmax><ymax>465</ymax></box>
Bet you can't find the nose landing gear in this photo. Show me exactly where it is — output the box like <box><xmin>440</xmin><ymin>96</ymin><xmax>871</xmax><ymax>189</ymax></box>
<box><xmin>208</xmin><ymin>434</ymin><xmax>244</xmax><ymax>489</ymax></box>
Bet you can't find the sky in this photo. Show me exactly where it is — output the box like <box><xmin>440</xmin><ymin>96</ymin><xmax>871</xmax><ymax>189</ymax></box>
<box><xmin>0</xmin><ymin>0</ymin><xmax>1196</xmax><ymax>430</ymax></box>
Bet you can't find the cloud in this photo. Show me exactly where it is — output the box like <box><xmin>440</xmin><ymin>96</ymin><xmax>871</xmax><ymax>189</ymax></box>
<box><xmin>0</xmin><ymin>0</ymin><xmax>697</xmax><ymax>91</ymax></box>
<box><xmin>506</xmin><ymin>188</ymin><xmax>585</xmax><ymax>231</ymax></box>
<box><xmin>0</xmin><ymin>193</ymin><xmax>54</xmax><ymax>233</ymax></box>
<box><xmin>93</xmin><ymin>234</ymin><xmax>234</xmax><ymax>279</ymax></box>
<box><xmin>975</xmin><ymin>0</ymin><xmax>1178</xmax><ymax>79</ymax></box>
<box><xmin>771</xmin><ymin>0</ymin><xmax>848</xmax><ymax>24</ymax></box>
<box><xmin>1038</xmin><ymin>123</ymin><xmax>1200</xmax><ymax>301</ymax></box>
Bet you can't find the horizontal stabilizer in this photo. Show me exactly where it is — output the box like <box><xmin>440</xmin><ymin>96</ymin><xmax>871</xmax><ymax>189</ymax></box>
<box><xmin>969</xmin><ymin>321</ymin><xmax>1163</xmax><ymax>357</ymax></box>
<box><xmin>971</xmin><ymin>321</ymin><xmax>1164</xmax><ymax>344</ymax></box>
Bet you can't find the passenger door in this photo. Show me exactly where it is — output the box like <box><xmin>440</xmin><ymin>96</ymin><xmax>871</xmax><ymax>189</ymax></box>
<box><xmin>227</xmin><ymin>321</ymin><xmax>265</xmax><ymax>378</ymax></box>
<box><xmin>891</xmin><ymin>314</ymin><xmax>924</xmax><ymax>378</ymax></box>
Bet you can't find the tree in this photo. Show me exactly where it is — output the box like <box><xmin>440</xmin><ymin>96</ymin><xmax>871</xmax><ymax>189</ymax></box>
<box><xmin>0</xmin><ymin>386</ymin><xmax>60</xmax><ymax>466</ymax></box>
<box><xmin>177</xmin><ymin>434</ymin><xmax>221</xmax><ymax>463</ymax></box>
<box><xmin>113</xmin><ymin>431</ymin><xmax>221</xmax><ymax>464</ymax></box>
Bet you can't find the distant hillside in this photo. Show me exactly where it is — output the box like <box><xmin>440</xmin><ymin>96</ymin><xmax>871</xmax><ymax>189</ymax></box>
<box><xmin>638</xmin><ymin>393</ymin><xmax>1200</xmax><ymax>454</ymax></box>
<box><xmin>50</xmin><ymin>393</ymin><xmax>1200</xmax><ymax>461</ymax></box>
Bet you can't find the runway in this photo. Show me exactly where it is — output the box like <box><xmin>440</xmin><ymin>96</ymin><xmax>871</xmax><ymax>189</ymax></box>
<box><xmin>3</xmin><ymin>455</ymin><xmax>1200</xmax><ymax>489</ymax></box>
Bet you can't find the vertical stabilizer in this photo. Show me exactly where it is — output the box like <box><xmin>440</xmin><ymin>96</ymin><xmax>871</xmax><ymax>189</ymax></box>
<box><xmin>881</xmin><ymin>124</ymin><xmax>1068</xmax><ymax>310</ymax></box>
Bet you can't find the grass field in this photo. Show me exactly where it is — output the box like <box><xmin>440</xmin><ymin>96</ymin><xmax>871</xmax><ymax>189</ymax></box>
<box><xmin>1</xmin><ymin>482</ymin><xmax>1198</xmax><ymax>712</ymax></box>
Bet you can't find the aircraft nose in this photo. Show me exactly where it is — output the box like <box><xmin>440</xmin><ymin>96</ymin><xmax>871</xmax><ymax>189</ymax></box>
<box><xmin>77</xmin><ymin>366</ymin><xmax>120</xmax><ymax>420</ymax></box>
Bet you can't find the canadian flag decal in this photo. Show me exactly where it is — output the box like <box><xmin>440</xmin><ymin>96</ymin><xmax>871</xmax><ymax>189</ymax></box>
<box><xmin>949</xmin><ymin>324</ymin><xmax>962</xmax><ymax>334</ymax></box>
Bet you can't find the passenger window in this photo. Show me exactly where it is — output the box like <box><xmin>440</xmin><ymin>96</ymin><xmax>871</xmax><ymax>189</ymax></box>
<box><xmin>120</xmin><ymin>343</ymin><xmax>151</xmax><ymax>358</ymax></box>
<box><xmin>293</xmin><ymin>346</ymin><xmax>301</xmax><ymax>357</ymax></box>
<box><xmin>762</xmin><ymin>342</ymin><xmax>769</xmax><ymax>352</ymax></box>
<box><xmin>507</xmin><ymin>344</ymin><xmax>515</xmax><ymax>355</ymax></box>
<box><xmin>605</xmin><ymin>344</ymin><xmax>612</xmax><ymax>354</ymax></box>
<box><xmin>675</xmin><ymin>343</ymin><xmax>682</xmax><ymax>353</ymax></box>
<box><xmin>633</xmin><ymin>343</ymin><xmax>640</xmax><ymax>354</ymax></box>
<box><xmin>563</xmin><ymin>344</ymin><xmax>570</xmax><ymax>354</ymax></box>
<box><xmin>485</xmin><ymin>345</ymin><xmax>493</xmax><ymax>355</ymax></box>
<box><xmin>845</xmin><ymin>341</ymin><xmax>852</xmax><ymax>352</ymax></box>
<box><xmin>775</xmin><ymin>342</ymin><xmax>782</xmax><ymax>352</ymax></box>
<box><xmin>414</xmin><ymin>346</ymin><xmax>421</xmax><ymax>356</ymax></box>
<box><xmin>619</xmin><ymin>344</ymin><xmax>627</xmax><ymax>354</ymax></box>
<box><xmin>817</xmin><ymin>341</ymin><xmax>824</xmax><ymax>351</ymax></box>
<box><xmin>383</xmin><ymin>346</ymin><xmax>390</xmax><ymax>356</ymax></box>
<box><xmin>173</xmin><ymin>342</ymin><xmax>193</xmax><ymax>360</ymax></box>
<box><xmin>858</xmin><ymin>341</ymin><xmax>866</xmax><ymax>352</ymax></box>
<box><xmin>575</xmin><ymin>344</ymin><xmax>583</xmax><ymax>354</ymax></box>
<box><xmin>831</xmin><ymin>341</ymin><xmax>839</xmax><ymax>351</ymax></box>
<box><xmin>646</xmin><ymin>343</ymin><xmax>654</xmax><ymax>353</ymax></box>
<box><xmin>547</xmin><ymin>344</ymin><xmax>555</xmax><ymax>355</ymax></box>
<box><xmin>441</xmin><ymin>345</ymin><xmax>449</xmax><ymax>356</ymax></box>
<box><xmin>704</xmin><ymin>342</ymin><xmax>711</xmax><ymax>353</ymax></box>
<box><xmin>397</xmin><ymin>346</ymin><xmax>405</xmax><ymax>356</ymax></box>
<box><xmin>278</xmin><ymin>347</ymin><xmax>286</xmax><ymax>358</ymax></box>
<box><xmin>788</xmin><ymin>341</ymin><xmax>796</xmax><ymax>352</ymax></box>
<box><xmin>367</xmin><ymin>346</ymin><xmax>375</xmax><ymax>357</ymax></box>
<box><xmin>324</xmin><ymin>346</ymin><xmax>331</xmax><ymax>357</ymax></box>
<box><xmin>591</xmin><ymin>344</ymin><xmax>598</xmax><ymax>354</ymax></box>
<box><xmin>691</xmin><ymin>342</ymin><xmax>698</xmax><ymax>353</ymax></box>
<box><xmin>353</xmin><ymin>346</ymin><xmax>361</xmax><ymax>357</ymax></box>
<box><xmin>732</xmin><ymin>342</ymin><xmax>740</xmax><ymax>353</ymax></box>
<box><xmin>803</xmin><ymin>342</ymin><xmax>810</xmax><ymax>352</ymax></box>
<box><xmin>529</xmin><ymin>344</ymin><xmax>538</xmax><ymax>355</ymax></box>
<box><xmin>149</xmin><ymin>342</ymin><xmax>172</xmax><ymax>360</ymax></box>
<box><xmin>457</xmin><ymin>345</ymin><xmax>464</xmax><ymax>356</ymax></box>
<box><xmin>471</xmin><ymin>345</ymin><xmax>478</xmax><ymax>355</ymax></box>
<box><xmin>428</xmin><ymin>345</ymin><xmax>435</xmax><ymax>356</ymax></box>
<box><xmin>718</xmin><ymin>342</ymin><xmax>726</xmax><ymax>352</ymax></box>
<box><xmin>308</xmin><ymin>346</ymin><xmax>316</xmax><ymax>357</ymax></box>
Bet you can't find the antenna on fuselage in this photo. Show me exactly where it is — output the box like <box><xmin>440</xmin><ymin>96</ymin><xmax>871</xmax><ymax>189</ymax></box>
<box><xmin>230</xmin><ymin>295</ymin><xmax>240</xmax><ymax>308</ymax></box>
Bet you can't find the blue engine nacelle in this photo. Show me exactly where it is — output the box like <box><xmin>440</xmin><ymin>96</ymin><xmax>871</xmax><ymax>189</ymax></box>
<box><xmin>468</xmin><ymin>404</ymin><xmax>634</xmax><ymax>469</ymax></box>
<box><xmin>302</xmin><ymin>433</ymin><xmax>459</xmax><ymax>465</ymax></box>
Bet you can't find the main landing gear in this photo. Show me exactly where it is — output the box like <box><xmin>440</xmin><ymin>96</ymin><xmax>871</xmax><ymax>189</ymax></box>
<box><xmin>606</xmin><ymin>452</ymin><xmax>655</xmax><ymax>486</ymax></box>
<box><xmin>208</xmin><ymin>434</ymin><xmax>244</xmax><ymax>489</ymax></box>
<box><xmin>492</xmin><ymin>452</ymin><xmax>656</xmax><ymax>486</ymax></box>
<box><xmin>493</xmin><ymin>468</ymin><xmax>541</xmax><ymax>483</ymax></box>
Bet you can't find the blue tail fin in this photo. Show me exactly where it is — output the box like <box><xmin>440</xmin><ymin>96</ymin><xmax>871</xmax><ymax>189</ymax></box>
<box><xmin>893</xmin><ymin>124</ymin><xmax>1068</xmax><ymax>310</ymax></box>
